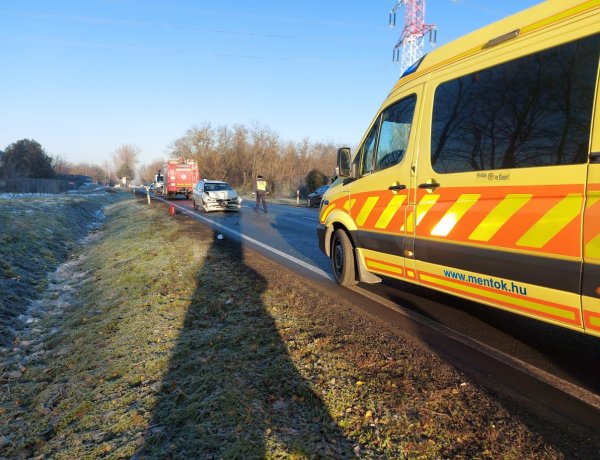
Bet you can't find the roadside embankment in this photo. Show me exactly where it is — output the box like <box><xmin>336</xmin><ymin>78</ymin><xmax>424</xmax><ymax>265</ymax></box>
<box><xmin>0</xmin><ymin>190</ymin><xmax>124</xmax><ymax>347</ymax></box>
<box><xmin>1</xmin><ymin>194</ymin><xmax>598</xmax><ymax>458</ymax></box>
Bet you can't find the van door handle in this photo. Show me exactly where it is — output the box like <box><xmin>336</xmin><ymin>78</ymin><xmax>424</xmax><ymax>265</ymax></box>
<box><xmin>590</xmin><ymin>152</ymin><xmax>600</xmax><ymax>164</ymax></box>
<box><xmin>388</xmin><ymin>184</ymin><xmax>406</xmax><ymax>191</ymax></box>
<box><xmin>418</xmin><ymin>181</ymin><xmax>441</xmax><ymax>190</ymax></box>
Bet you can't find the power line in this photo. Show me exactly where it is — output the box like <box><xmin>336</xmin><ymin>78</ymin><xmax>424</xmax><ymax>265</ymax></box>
<box><xmin>449</xmin><ymin>0</ymin><xmax>510</xmax><ymax>16</ymax></box>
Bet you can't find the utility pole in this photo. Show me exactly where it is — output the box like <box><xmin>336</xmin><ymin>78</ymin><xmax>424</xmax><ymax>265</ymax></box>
<box><xmin>389</xmin><ymin>0</ymin><xmax>436</xmax><ymax>74</ymax></box>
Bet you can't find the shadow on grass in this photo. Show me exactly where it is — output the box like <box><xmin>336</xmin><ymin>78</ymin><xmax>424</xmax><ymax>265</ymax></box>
<box><xmin>136</xmin><ymin>229</ymin><xmax>355</xmax><ymax>458</ymax></box>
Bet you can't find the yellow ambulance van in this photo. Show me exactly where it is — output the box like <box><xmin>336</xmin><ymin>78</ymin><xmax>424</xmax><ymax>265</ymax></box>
<box><xmin>317</xmin><ymin>0</ymin><xmax>600</xmax><ymax>337</ymax></box>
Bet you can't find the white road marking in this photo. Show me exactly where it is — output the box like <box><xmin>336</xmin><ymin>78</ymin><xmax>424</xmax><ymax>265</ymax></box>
<box><xmin>172</xmin><ymin>202</ymin><xmax>332</xmax><ymax>280</ymax></box>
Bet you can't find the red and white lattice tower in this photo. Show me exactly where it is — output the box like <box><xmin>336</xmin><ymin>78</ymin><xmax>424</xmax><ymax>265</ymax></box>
<box><xmin>389</xmin><ymin>0</ymin><xmax>436</xmax><ymax>73</ymax></box>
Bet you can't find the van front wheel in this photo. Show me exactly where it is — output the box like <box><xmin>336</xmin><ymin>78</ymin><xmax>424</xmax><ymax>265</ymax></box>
<box><xmin>331</xmin><ymin>229</ymin><xmax>357</xmax><ymax>286</ymax></box>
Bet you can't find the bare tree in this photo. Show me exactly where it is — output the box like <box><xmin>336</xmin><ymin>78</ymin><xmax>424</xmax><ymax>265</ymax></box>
<box><xmin>103</xmin><ymin>160</ymin><xmax>115</xmax><ymax>186</ymax></box>
<box><xmin>51</xmin><ymin>154</ymin><xmax>69</xmax><ymax>176</ymax></box>
<box><xmin>139</xmin><ymin>159</ymin><xmax>166</xmax><ymax>184</ymax></box>
<box><xmin>112</xmin><ymin>144</ymin><xmax>141</xmax><ymax>182</ymax></box>
<box><xmin>61</xmin><ymin>161</ymin><xmax>109</xmax><ymax>184</ymax></box>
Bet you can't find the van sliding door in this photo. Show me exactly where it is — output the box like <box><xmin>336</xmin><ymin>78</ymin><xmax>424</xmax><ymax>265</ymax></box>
<box><xmin>412</xmin><ymin>33</ymin><xmax>599</xmax><ymax>332</ymax></box>
<box><xmin>582</xmin><ymin>83</ymin><xmax>600</xmax><ymax>337</ymax></box>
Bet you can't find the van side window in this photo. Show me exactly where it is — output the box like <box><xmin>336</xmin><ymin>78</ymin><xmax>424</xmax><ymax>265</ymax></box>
<box><xmin>376</xmin><ymin>95</ymin><xmax>416</xmax><ymax>171</ymax></box>
<box><xmin>359</xmin><ymin>120</ymin><xmax>380</xmax><ymax>176</ymax></box>
<box><xmin>431</xmin><ymin>33</ymin><xmax>599</xmax><ymax>173</ymax></box>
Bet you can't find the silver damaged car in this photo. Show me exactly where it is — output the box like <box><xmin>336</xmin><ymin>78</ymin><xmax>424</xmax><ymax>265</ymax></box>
<box><xmin>192</xmin><ymin>180</ymin><xmax>242</xmax><ymax>212</ymax></box>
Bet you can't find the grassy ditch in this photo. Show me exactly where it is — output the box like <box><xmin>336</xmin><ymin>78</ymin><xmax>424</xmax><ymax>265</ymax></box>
<box><xmin>0</xmin><ymin>191</ymin><xmax>123</xmax><ymax>347</ymax></box>
<box><xmin>1</xmin><ymin>195</ymin><xmax>597</xmax><ymax>458</ymax></box>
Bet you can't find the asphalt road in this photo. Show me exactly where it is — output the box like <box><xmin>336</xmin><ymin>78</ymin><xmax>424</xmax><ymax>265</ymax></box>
<box><xmin>159</xmin><ymin>194</ymin><xmax>600</xmax><ymax>404</ymax></box>
<box><xmin>179</xmin><ymin>199</ymin><xmax>331</xmax><ymax>274</ymax></box>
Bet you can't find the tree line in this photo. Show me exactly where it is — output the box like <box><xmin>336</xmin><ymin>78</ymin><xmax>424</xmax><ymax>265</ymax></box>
<box><xmin>166</xmin><ymin>122</ymin><xmax>338</xmax><ymax>195</ymax></box>
<box><xmin>2</xmin><ymin>122</ymin><xmax>341</xmax><ymax>195</ymax></box>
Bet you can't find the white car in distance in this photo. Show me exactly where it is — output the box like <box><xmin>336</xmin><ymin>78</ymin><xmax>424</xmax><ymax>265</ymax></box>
<box><xmin>192</xmin><ymin>180</ymin><xmax>242</xmax><ymax>212</ymax></box>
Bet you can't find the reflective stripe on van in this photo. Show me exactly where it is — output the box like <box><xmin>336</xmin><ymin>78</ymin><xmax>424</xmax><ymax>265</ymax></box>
<box><xmin>334</xmin><ymin>184</ymin><xmax>586</xmax><ymax>258</ymax></box>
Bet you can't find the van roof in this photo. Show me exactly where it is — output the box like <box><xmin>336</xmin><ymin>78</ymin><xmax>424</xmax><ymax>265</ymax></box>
<box><xmin>395</xmin><ymin>0</ymin><xmax>598</xmax><ymax>86</ymax></box>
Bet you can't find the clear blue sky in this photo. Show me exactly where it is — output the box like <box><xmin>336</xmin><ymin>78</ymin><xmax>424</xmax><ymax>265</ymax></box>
<box><xmin>1</xmin><ymin>0</ymin><xmax>541</xmax><ymax>168</ymax></box>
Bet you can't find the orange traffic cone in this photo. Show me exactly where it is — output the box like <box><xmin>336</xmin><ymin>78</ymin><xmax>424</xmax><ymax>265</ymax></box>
<box><xmin>169</xmin><ymin>203</ymin><xmax>175</xmax><ymax>216</ymax></box>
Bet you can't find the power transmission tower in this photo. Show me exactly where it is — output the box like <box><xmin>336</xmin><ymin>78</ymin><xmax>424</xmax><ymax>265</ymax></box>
<box><xmin>389</xmin><ymin>0</ymin><xmax>436</xmax><ymax>74</ymax></box>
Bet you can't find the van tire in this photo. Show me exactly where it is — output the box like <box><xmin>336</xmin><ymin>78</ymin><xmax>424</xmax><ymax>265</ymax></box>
<box><xmin>331</xmin><ymin>229</ymin><xmax>357</xmax><ymax>286</ymax></box>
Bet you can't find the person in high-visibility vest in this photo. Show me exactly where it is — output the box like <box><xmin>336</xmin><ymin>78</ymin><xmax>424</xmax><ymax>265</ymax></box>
<box><xmin>254</xmin><ymin>175</ymin><xmax>268</xmax><ymax>213</ymax></box>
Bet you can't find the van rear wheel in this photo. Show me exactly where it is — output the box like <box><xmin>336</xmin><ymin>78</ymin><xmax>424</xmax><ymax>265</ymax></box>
<box><xmin>331</xmin><ymin>229</ymin><xmax>357</xmax><ymax>286</ymax></box>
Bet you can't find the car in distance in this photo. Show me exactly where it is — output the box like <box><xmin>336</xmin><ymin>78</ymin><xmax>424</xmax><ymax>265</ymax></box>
<box><xmin>192</xmin><ymin>180</ymin><xmax>242</xmax><ymax>212</ymax></box>
<box><xmin>307</xmin><ymin>185</ymin><xmax>329</xmax><ymax>207</ymax></box>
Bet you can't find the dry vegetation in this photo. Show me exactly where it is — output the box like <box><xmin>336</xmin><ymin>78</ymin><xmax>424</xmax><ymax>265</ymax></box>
<box><xmin>1</xmin><ymin>193</ymin><xmax>598</xmax><ymax>459</ymax></box>
<box><xmin>168</xmin><ymin>123</ymin><xmax>337</xmax><ymax>195</ymax></box>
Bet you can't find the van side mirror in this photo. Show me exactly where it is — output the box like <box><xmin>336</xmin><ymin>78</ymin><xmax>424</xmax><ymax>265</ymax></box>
<box><xmin>336</xmin><ymin>147</ymin><xmax>351</xmax><ymax>178</ymax></box>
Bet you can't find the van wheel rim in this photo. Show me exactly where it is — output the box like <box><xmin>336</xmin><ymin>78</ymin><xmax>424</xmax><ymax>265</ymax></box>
<box><xmin>333</xmin><ymin>242</ymin><xmax>344</xmax><ymax>274</ymax></box>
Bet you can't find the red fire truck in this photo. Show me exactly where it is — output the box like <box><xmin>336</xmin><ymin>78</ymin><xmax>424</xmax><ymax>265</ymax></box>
<box><xmin>154</xmin><ymin>157</ymin><xmax>199</xmax><ymax>199</ymax></box>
